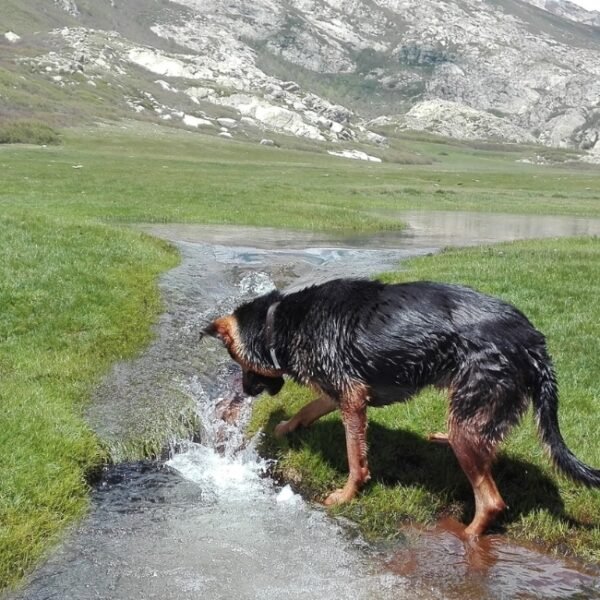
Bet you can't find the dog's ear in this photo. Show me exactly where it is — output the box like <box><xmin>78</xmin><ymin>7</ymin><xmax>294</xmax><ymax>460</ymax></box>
<box><xmin>203</xmin><ymin>316</ymin><xmax>235</xmax><ymax>347</ymax></box>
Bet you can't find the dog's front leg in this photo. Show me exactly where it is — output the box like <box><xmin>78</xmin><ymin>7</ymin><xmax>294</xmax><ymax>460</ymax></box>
<box><xmin>274</xmin><ymin>395</ymin><xmax>337</xmax><ymax>438</ymax></box>
<box><xmin>324</xmin><ymin>384</ymin><xmax>370</xmax><ymax>506</ymax></box>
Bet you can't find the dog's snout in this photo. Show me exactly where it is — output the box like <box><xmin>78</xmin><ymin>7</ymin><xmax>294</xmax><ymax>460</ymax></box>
<box><xmin>242</xmin><ymin>371</ymin><xmax>284</xmax><ymax>397</ymax></box>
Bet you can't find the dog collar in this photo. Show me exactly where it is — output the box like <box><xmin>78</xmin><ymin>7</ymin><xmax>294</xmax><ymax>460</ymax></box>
<box><xmin>265</xmin><ymin>301</ymin><xmax>281</xmax><ymax>370</ymax></box>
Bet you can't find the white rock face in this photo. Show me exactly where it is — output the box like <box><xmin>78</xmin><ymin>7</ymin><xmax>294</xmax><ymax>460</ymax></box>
<box><xmin>539</xmin><ymin>109</ymin><xmax>588</xmax><ymax>148</ymax></box>
<box><xmin>581</xmin><ymin>139</ymin><xmax>600</xmax><ymax>164</ymax></box>
<box><xmin>212</xmin><ymin>94</ymin><xmax>325</xmax><ymax>140</ymax></box>
<box><xmin>128</xmin><ymin>49</ymin><xmax>212</xmax><ymax>80</ymax></box>
<box><xmin>17</xmin><ymin>0</ymin><xmax>600</xmax><ymax>156</ymax></box>
<box><xmin>217</xmin><ymin>118</ymin><xmax>238</xmax><ymax>128</ymax></box>
<box><xmin>521</xmin><ymin>0</ymin><xmax>600</xmax><ymax>26</ymax></box>
<box><xmin>4</xmin><ymin>31</ymin><xmax>21</xmax><ymax>43</ymax></box>
<box><xmin>400</xmin><ymin>100</ymin><xmax>535</xmax><ymax>144</ymax></box>
<box><xmin>183</xmin><ymin>114</ymin><xmax>213</xmax><ymax>128</ymax></box>
<box><xmin>149</xmin><ymin>0</ymin><xmax>600</xmax><ymax>150</ymax></box>
<box><xmin>54</xmin><ymin>0</ymin><xmax>79</xmax><ymax>17</ymax></box>
<box><xmin>155</xmin><ymin>80</ymin><xmax>178</xmax><ymax>93</ymax></box>
<box><xmin>328</xmin><ymin>149</ymin><xmax>382</xmax><ymax>162</ymax></box>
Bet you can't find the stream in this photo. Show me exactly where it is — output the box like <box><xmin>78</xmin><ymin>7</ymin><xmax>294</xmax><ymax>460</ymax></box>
<box><xmin>8</xmin><ymin>212</ymin><xmax>600</xmax><ymax>600</ymax></box>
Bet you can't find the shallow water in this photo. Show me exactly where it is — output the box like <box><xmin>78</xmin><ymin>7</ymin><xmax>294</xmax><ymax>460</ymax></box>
<box><xmin>8</xmin><ymin>212</ymin><xmax>600</xmax><ymax>600</ymax></box>
<box><xmin>386</xmin><ymin>519</ymin><xmax>599</xmax><ymax>599</ymax></box>
<box><xmin>142</xmin><ymin>210</ymin><xmax>600</xmax><ymax>250</ymax></box>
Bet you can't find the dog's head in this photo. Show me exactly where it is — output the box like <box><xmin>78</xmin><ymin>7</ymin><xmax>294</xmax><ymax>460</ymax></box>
<box><xmin>204</xmin><ymin>289</ymin><xmax>285</xmax><ymax>397</ymax></box>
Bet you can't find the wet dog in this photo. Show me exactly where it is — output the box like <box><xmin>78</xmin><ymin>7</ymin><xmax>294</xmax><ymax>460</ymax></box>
<box><xmin>205</xmin><ymin>278</ymin><xmax>600</xmax><ymax>536</ymax></box>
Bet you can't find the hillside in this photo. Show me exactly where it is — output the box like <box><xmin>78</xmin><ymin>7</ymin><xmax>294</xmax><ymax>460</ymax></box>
<box><xmin>1</xmin><ymin>0</ymin><xmax>600</xmax><ymax>160</ymax></box>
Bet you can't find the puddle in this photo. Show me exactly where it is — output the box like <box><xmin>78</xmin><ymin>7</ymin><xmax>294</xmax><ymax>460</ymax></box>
<box><xmin>385</xmin><ymin>519</ymin><xmax>599</xmax><ymax>600</ymax></box>
<box><xmin>8</xmin><ymin>211</ymin><xmax>600</xmax><ymax>600</ymax></box>
<box><xmin>140</xmin><ymin>210</ymin><xmax>600</xmax><ymax>250</ymax></box>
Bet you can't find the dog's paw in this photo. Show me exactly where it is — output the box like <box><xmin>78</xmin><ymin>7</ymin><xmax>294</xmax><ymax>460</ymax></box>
<box><xmin>323</xmin><ymin>489</ymin><xmax>346</xmax><ymax>506</ymax></box>
<box><xmin>273</xmin><ymin>420</ymin><xmax>291</xmax><ymax>438</ymax></box>
<box><xmin>323</xmin><ymin>487</ymin><xmax>355</xmax><ymax>506</ymax></box>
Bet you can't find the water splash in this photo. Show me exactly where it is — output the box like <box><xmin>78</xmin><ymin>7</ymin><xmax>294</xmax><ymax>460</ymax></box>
<box><xmin>238</xmin><ymin>271</ymin><xmax>276</xmax><ymax>296</ymax></box>
<box><xmin>168</xmin><ymin>271</ymin><xmax>275</xmax><ymax>494</ymax></box>
<box><xmin>166</xmin><ymin>440</ymin><xmax>271</xmax><ymax>504</ymax></box>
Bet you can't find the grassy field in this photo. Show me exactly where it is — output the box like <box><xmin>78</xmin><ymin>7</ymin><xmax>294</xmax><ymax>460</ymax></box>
<box><xmin>2</xmin><ymin>124</ymin><xmax>600</xmax><ymax>229</ymax></box>
<box><xmin>0</xmin><ymin>213</ymin><xmax>178</xmax><ymax>588</ymax></box>
<box><xmin>250</xmin><ymin>237</ymin><xmax>600</xmax><ymax>561</ymax></box>
<box><xmin>1</xmin><ymin>125</ymin><xmax>599</xmax><ymax>589</ymax></box>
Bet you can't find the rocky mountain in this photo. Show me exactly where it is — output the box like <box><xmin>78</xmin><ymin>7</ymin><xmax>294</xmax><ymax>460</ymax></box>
<box><xmin>1</xmin><ymin>0</ymin><xmax>600</xmax><ymax>160</ymax></box>
<box><xmin>522</xmin><ymin>0</ymin><xmax>600</xmax><ymax>26</ymax></box>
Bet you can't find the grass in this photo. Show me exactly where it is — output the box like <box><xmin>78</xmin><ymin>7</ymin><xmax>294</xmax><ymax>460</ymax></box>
<box><xmin>0</xmin><ymin>213</ymin><xmax>178</xmax><ymax>589</ymax></box>
<box><xmin>0</xmin><ymin>125</ymin><xmax>599</xmax><ymax>590</ymax></box>
<box><xmin>0</xmin><ymin>124</ymin><xmax>599</xmax><ymax>230</ymax></box>
<box><xmin>249</xmin><ymin>237</ymin><xmax>600</xmax><ymax>562</ymax></box>
<box><xmin>0</xmin><ymin>63</ymin><xmax>121</xmax><ymax>127</ymax></box>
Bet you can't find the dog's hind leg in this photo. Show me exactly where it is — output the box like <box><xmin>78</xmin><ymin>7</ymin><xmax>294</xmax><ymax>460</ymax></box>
<box><xmin>449</xmin><ymin>431</ymin><xmax>506</xmax><ymax>537</ymax></box>
<box><xmin>324</xmin><ymin>383</ymin><xmax>371</xmax><ymax>506</ymax></box>
<box><xmin>274</xmin><ymin>395</ymin><xmax>337</xmax><ymax>438</ymax></box>
<box><xmin>427</xmin><ymin>432</ymin><xmax>450</xmax><ymax>445</ymax></box>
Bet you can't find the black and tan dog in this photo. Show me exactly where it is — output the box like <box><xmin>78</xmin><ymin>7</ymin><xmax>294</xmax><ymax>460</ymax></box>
<box><xmin>205</xmin><ymin>278</ymin><xmax>600</xmax><ymax>536</ymax></box>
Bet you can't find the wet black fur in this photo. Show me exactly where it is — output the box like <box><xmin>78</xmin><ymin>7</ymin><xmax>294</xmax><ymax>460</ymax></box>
<box><xmin>232</xmin><ymin>278</ymin><xmax>600</xmax><ymax>487</ymax></box>
<box><xmin>242</xmin><ymin>370</ymin><xmax>284</xmax><ymax>397</ymax></box>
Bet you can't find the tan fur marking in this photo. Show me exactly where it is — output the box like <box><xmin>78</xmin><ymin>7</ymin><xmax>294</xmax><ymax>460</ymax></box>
<box><xmin>324</xmin><ymin>382</ymin><xmax>371</xmax><ymax>506</ymax></box>
<box><xmin>210</xmin><ymin>314</ymin><xmax>283</xmax><ymax>377</ymax></box>
<box><xmin>448</xmin><ymin>431</ymin><xmax>506</xmax><ymax>537</ymax></box>
<box><xmin>274</xmin><ymin>395</ymin><xmax>337</xmax><ymax>438</ymax></box>
<box><xmin>211</xmin><ymin>315</ymin><xmax>239</xmax><ymax>349</ymax></box>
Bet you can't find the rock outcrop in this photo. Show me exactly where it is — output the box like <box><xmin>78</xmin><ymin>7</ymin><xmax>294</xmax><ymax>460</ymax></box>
<box><xmin>5</xmin><ymin>0</ymin><xmax>600</xmax><ymax>158</ymax></box>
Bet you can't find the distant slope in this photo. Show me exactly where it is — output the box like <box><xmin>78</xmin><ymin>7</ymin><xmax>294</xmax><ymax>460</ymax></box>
<box><xmin>1</xmin><ymin>0</ymin><xmax>599</xmax><ymax>160</ymax></box>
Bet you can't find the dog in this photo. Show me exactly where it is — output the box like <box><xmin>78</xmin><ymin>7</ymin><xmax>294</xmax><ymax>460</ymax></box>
<box><xmin>204</xmin><ymin>278</ymin><xmax>600</xmax><ymax>536</ymax></box>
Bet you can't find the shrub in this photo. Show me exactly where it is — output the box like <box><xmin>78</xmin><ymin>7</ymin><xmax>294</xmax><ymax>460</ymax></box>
<box><xmin>0</xmin><ymin>120</ymin><xmax>61</xmax><ymax>145</ymax></box>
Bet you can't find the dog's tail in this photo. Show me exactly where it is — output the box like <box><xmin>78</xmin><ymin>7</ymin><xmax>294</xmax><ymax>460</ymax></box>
<box><xmin>532</xmin><ymin>349</ymin><xmax>600</xmax><ymax>487</ymax></box>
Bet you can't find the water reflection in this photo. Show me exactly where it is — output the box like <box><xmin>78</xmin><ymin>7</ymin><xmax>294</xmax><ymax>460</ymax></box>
<box><xmin>386</xmin><ymin>518</ymin><xmax>600</xmax><ymax>599</ymax></box>
<box><xmin>140</xmin><ymin>211</ymin><xmax>600</xmax><ymax>250</ymax></box>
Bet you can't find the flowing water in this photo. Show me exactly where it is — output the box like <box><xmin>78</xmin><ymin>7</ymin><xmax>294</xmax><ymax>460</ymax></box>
<box><xmin>8</xmin><ymin>212</ymin><xmax>600</xmax><ymax>600</ymax></box>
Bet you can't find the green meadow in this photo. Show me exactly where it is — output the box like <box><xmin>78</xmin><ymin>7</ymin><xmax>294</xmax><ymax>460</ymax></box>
<box><xmin>1</xmin><ymin>124</ymin><xmax>599</xmax><ymax>588</ymax></box>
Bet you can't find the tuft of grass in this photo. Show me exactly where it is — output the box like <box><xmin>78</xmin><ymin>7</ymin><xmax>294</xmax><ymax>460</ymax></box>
<box><xmin>0</xmin><ymin>120</ymin><xmax>61</xmax><ymax>145</ymax></box>
<box><xmin>250</xmin><ymin>237</ymin><xmax>600</xmax><ymax>560</ymax></box>
<box><xmin>0</xmin><ymin>213</ymin><xmax>178</xmax><ymax>589</ymax></box>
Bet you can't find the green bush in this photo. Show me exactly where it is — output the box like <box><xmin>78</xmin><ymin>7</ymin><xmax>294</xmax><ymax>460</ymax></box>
<box><xmin>0</xmin><ymin>120</ymin><xmax>61</xmax><ymax>145</ymax></box>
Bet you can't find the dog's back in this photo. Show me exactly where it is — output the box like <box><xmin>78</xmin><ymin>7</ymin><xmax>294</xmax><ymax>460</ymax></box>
<box><xmin>278</xmin><ymin>279</ymin><xmax>542</xmax><ymax>405</ymax></box>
